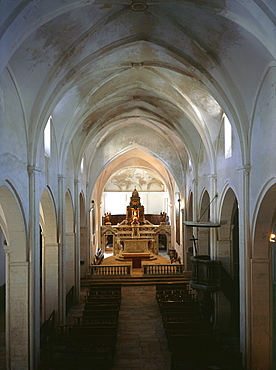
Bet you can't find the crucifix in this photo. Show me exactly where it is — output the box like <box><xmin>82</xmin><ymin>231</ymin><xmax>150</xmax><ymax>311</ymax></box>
<box><xmin>190</xmin><ymin>235</ymin><xmax>198</xmax><ymax>256</ymax></box>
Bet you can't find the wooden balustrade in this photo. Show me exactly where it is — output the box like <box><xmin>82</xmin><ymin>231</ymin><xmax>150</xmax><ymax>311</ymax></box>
<box><xmin>91</xmin><ymin>265</ymin><xmax>131</xmax><ymax>276</ymax></box>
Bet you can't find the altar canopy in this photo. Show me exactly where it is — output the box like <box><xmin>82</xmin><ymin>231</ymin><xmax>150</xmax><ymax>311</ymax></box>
<box><xmin>101</xmin><ymin>189</ymin><xmax>171</xmax><ymax>255</ymax></box>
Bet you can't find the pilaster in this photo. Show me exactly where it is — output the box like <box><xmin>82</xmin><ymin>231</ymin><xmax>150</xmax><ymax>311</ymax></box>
<box><xmin>58</xmin><ymin>174</ymin><xmax>66</xmax><ymax>324</ymax></box>
<box><xmin>4</xmin><ymin>244</ymin><xmax>10</xmax><ymax>369</ymax></box>
<box><xmin>74</xmin><ymin>180</ymin><xmax>80</xmax><ymax>301</ymax></box>
<box><xmin>88</xmin><ymin>199</ymin><xmax>95</xmax><ymax>276</ymax></box>
<box><xmin>237</xmin><ymin>164</ymin><xmax>251</xmax><ymax>368</ymax></box>
<box><xmin>209</xmin><ymin>174</ymin><xmax>218</xmax><ymax>259</ymax></box>
<box><xmin>28</xmin><ymin>165</ymin><xmax>41</xmax><ymax>369</ymax></box>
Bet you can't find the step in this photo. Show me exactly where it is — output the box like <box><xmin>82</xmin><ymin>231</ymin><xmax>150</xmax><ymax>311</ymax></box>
<box><xmin>81</xmin><ymin>275</ymin><xmax>192</xmax><ymax>287</ymax></box>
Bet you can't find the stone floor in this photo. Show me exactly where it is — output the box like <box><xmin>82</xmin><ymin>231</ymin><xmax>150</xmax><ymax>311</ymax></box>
<box><xmin>66</xmin><ymin>284</ymin><xmax>171</xmax><ymax>369</ymax></box>
<box><xmin>111</xmin><ymin>285</ymin><xmax>171</xmax><ymax>370</ymax></box>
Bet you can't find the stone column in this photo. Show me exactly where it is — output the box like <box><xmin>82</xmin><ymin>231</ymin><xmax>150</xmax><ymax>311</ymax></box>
<box><xmin>9</xmin><ymin>262</ymin><xmax>29</xmax><ymax>368</ymax></box>
<box><xmin>43</xmin><ymin>241</ymin><xmax>59</xmax><ymax>320</ymax></box>
<box><xmin>192</xmin><ymin>177</ymin><xmax>198</xmax><ymax>254</ymax></box>
<box><xmin>209</xmin><ymin>174</ymin><xmax>218</xmax><ymax>259</ymax></box>
<box><xmin>4</xmin><ymin>244</ymin><xmax>10</xmax><ymax>369</ymax></box>
<box><xmin>28</xmin><ymin>165</ymin><xmax>41</xmax><ymax>369</ymax></box>
<box><xmin>74</xmin><ymin>180</ymin><xmax>80</xmax><ymax>302</ymax></box>
<box><xmin>66</xmin><ymin>231</ymin><xmax>76</xmax><ymax>292</ymax></box>
<box><xmin>237</xmin><ymin>165</ymin><xmax>251</xmax><ymax>368</ymax></box>
<box><xmin>169</xmin><ymin>202</ymin><xmax>175</xmax><ymax>246</ymax></box>
<box><xmin>58</xmin><ymin>174</ymin><xmax>66</xmax><ymax>324</ymax></box>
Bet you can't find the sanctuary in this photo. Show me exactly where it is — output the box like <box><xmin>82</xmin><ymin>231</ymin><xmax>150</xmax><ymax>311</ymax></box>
<box><xmin>101</xmin><ymin>189</ymin><xmax>171</xmax><ymax>259</ymax></box>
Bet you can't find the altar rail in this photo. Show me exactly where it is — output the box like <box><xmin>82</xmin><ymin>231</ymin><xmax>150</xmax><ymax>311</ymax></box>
<box><xmin>91</xmin><ymin>265</ymin><xmax>131</xmax><ymax>276</ymax></box>
<box><xmin>143</xmin><ymin>264</ymin><xmax>184</xmax><ymax>275</ymax></box>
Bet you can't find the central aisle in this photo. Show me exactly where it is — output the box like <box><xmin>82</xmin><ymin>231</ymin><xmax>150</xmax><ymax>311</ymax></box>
<box><xmin>112</xmin><ymin>286</ymin><xmax>171</xmax><ymax>370</ymax></box>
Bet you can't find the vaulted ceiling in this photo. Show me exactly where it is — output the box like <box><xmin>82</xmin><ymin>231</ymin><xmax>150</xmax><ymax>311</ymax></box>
<box><xmin>1</xmin><ymin>0</ymin><xmax>275</xmax><ymax>195</ymax></box>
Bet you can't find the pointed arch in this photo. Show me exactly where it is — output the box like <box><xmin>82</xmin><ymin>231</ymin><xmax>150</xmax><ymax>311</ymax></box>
<box><xmin>250</xmin><ymin>182</ymin><xmax>276</xmax><ymax>369</ymax></box>
<box><xmin>198</xmin><ymin>190</ymin><xmax>210</xmax><ymax>256</ymax></box>
<box><xmin>40</xmin><ymin>188</ymin><xmax>58</xmax><ymax>321</ymax></box>
<box><xmin>79</xmin><ymin>191</ymin><xmax>88</xmax><ymax>278</ymax></box>
<box><xmin>65</xmin><ymin>190</ymin><xmax>75</xmax><ymax>294</ymax></box>
<box><xmin>217</xmin><ymin>187</ymin><xmax>240</xmax><ymax>336</ymax></box>
<box><xmin>0</xmin><ymin>184</ymin><xmax>28</xmax><ymax>369</ymax></box>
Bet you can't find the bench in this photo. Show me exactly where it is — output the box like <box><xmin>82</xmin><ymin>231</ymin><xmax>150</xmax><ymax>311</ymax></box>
<box><xmin>57</xmin><ymin>324</ymin><xmax>117</xmax><ymax>336</ymax></box>
<box><xmin>74</xmin><ymin>315</ymin><xmax>118</xmax><ymax>326</ymax></box>
<box><xmin>88</xmin><ymin>284</ymin><xmax>121</xmax><ymax>294</ymax></box>
<box><xmin>85</xmin><ymin>296</ymin><xmax>121</xmax><ymax>304</ymax></box>
<box><xmin>169</xmin><ymin>333</ymin><xmax>218</xmax><ymax>369</ymax></box>
<box><xmin>82</xmin><ymin>310</ymin><xmax>119</xmax><ymax>318</ymax></box>
<box><xmin>84</xmin><ymin>302</ymin><xmax>120</xmax><ymax>310</ymax></box>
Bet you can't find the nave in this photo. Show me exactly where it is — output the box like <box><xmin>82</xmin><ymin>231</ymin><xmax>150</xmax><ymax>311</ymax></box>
<box><xmin>38</xmin><ymin>279</ymin><xmax>243</xmax><ymax>370</ymax></box>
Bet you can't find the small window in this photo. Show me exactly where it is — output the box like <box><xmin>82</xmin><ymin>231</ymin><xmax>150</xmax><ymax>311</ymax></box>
<box><xmin>224</xmin><ymin>113</ymin><xmax>232</xmax><ymax>159</ymax></box>
<box><xmin>81</xmin><ymin>157</ymin><xmax>84</xmax><ymax>173</ymax></box>
<box><xmin>44</xmin><ymin>116</ymin><xmax>51</xmax><ymax>157</ymax></box>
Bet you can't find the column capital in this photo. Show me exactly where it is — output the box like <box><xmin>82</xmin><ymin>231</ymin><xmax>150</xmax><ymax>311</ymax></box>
<box><xmin>27</xmin><ymin>165</ymin><xmax>42</xmax><ymax>175</ymax></box>
<box><xmin>208</xmin><ymin>173</ymin><xmax>217</xmax><ymax>179</ymax></box>
<box><xmin>58</xmin><ymin>174</ymin><xmax>66</xmax><ymax>180</ymax></box>
<box><xmin>4</xmin><ymin>244</ymin><xmax>10</xmax><ymax>254</ymax></box>
<box><xmin>236</xmin><ymin>164</ymin><xmax>251</xmax><ymax>175</ymax></box>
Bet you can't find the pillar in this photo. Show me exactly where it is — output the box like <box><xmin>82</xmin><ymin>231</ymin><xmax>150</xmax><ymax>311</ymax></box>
<box><xmin>209</xmin><ymin>174</ymin><xmax>218</xmax><ymax>259</ymax></box>
<box><xmin>237</xmin><ymin>165</ymin><xmax>251</xmax><ymax>368</ymax></box>
<box><xmin>58</xmin><ymin>174</ymin><xmax>66</xmax><ymax>324</ymax></box>
<box><xmin>28</xmin><ymin>165</ymin><xmax>41</xmax><ymax>369</ymax></box>
<box><xmin>74</xmin><ymin>180</ymin><xmax>80</xmax><ymax>302</ymax></box>
<box><xmin>43</xmin><ymin>241</ymin><xmax>59</xmax><ymax>320</ymax></box>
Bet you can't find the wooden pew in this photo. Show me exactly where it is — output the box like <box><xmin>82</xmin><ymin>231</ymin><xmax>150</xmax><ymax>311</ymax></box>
<box><xmin>56</xmin><ymin>324</ymin><xmax>118</xmax><ymax>337</ymax></box>
<box><xmin>164</xmin><ymin>321</ymin><xmax>212</xmax><ymax>334</ymax></box>
<box><xmin>88</xmin><ymin>284</ymin><xmax>121</xmax><ymax>295</ymax></box>
<box><xmin>48</xmin><ymin>335</ymin><xmax>116</xmax><ymax>369</ymax></box>
<box><xmin>85</xmin><ymin>296</ymin><xmax>121</xmax><ymax>304</ymax></box>
<box><xmin>82</xmin><ymin>310</ymin><xmax>119</xmax><ymax>319</ymax></box>
<box><xmin>169</xmin><ymin>333</ymin><xmax>218</xmax><ymax>369</ymax></box>
<box><xmin>158</xmin><ymin>300</ymin><xmax>199</xmax><ymax>311</ymax></box>
<box><xmin>74</xmin><ymin>315</ymin><xmax>118</xmax><ymax>326</ymax></box>
<box><xmin>84</xmin><ymin>302</ymin><xmax>120</xmax><ymax>310</ymax></box>
<box><xmin>161</xmin><ymin>311</ymin><xmax>201</xmax><ymax>323</ymax></box>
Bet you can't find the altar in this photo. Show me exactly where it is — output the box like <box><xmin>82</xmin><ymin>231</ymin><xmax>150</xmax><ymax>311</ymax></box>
<box><xmin>101</xmin><ymin>189</ymin><xmax>171</xmax><ymax>257</ymax></box>
<box><xmin>122</xmin><ymin>238</ymin><xmax>151</xmax><ymax>253</ymax></box>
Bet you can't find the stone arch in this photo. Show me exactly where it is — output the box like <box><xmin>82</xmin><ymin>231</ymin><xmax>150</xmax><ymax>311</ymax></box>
<box><xmin>198</xmin><ymin>190</ymin><xmax>210</xmax><ymax>256</ymax></box>
<box><xmin>65</xmin><ymin>190</ymin><xmax>75</xmax><ymax>294</ymax></box>
<box><xmin>250</xmin><ymin>182</ymin><xmax>276</xmax><ymax>369</ymax></box>
<box><xmin>217</xmin><ymin>187</ymin><xmax>240</xmax><ymax>335</ymax></box>
<box><xmin>0</xmin><ymin>185</ymin><xmax>28</xmax><ymax>369</ymax></box>
<box><xmin>40</xmin><ymin>188</ymin><xmax>58</xmax><ymax>322</ymax></box>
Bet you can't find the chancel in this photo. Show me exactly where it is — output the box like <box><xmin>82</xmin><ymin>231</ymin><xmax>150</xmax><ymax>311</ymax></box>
<box><xmin>101</xmin><ymin>189</ymin><xmax>171</xmax><ymax>266</ymax></box>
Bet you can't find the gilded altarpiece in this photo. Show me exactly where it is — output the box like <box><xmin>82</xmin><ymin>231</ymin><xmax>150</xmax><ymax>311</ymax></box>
<box><xmin>101</xmin><ymin>189</ymin><xmax>171</xmax><ymax>255</ymax></box>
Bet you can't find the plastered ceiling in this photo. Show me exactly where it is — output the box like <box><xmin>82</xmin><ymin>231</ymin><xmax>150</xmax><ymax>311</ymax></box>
<box><xmin>1</xmin><ymin>0</ymin><xmax>275</xmax><ymax>193</ymax></box>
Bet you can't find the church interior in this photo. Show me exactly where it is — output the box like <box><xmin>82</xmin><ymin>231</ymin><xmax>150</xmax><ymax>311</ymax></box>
<box><xmin>0</xmin><ymin>1</ymin><xmax>275</xmax><ymax>369</ymax></box>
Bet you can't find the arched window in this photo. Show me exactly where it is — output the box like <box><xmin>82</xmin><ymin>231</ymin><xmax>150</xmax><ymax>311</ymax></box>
<box><xmin>224</xmin><ymin>113</ymin><xmax>232</xmax><ymax>159</ymax></box>
<box><xmin>44</xmin><ymin>116</ymin><xmax>52</xmax><ymax>157</ymax></box>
